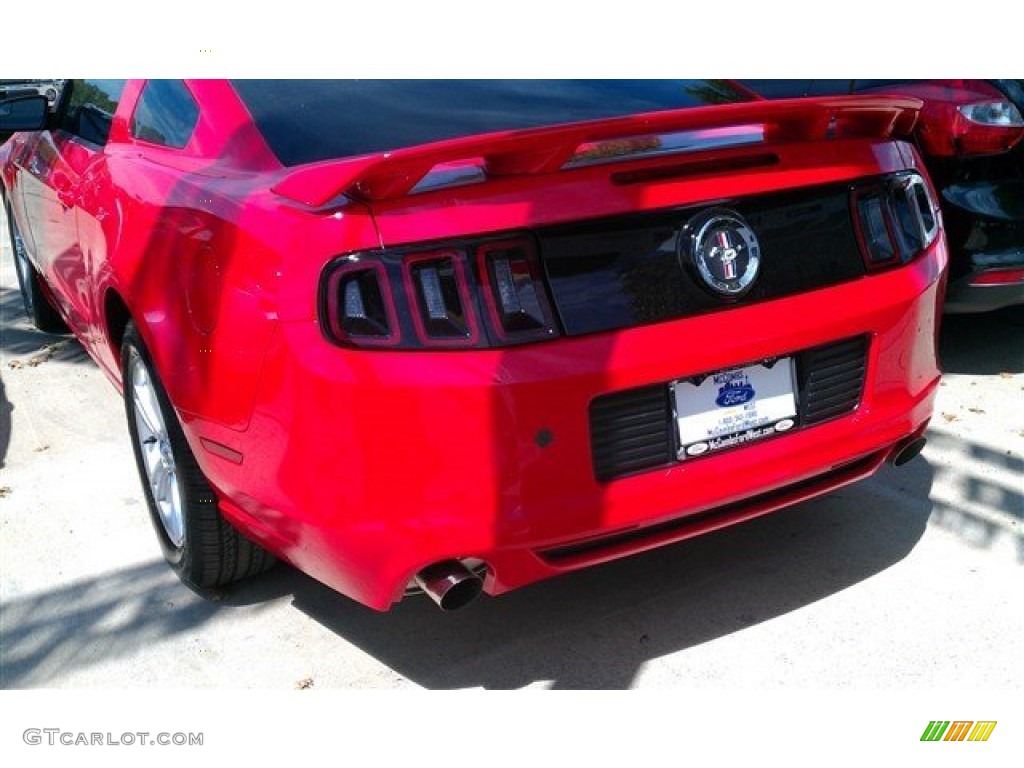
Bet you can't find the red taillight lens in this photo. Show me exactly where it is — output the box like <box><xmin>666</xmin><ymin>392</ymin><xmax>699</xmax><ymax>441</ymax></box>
<box><xmin>853</xmin><ymin>189</ymin><xmax>899</xmax><ymax>269</ymax></box>
<box><xmin>322</xmin><ymin>260</ymin><xmax>399</xmax><ymax>348</ymax></box>
<box><xmin>969</xmin><ymin>268</ymin><xmax>1024</xmax><ymax>287</ymax></box>
<box><xmin>405</xmin><ymin>251</ymin><xmax>480</xmax><ymax>347</ymax></box>
<box><xmin>852</xmin><ymin>173</ymin><xmax>940</xmax><ymax>271</ymax></box>
<box><xmin>919</xmin><ymin>100</ymin><xmax>1024</xmax><ymax>156</ymax></box>
<box><xmin>478</xmin><ymin>239</ymin><xmax>558</xmax><ymax>344</ymax></box>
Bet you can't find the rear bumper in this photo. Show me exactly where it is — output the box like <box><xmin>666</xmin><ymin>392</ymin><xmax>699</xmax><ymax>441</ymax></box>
<box><xmin>206</xmin><ymin>240</ymin><xmax>946</xmax><ymax>610</ymax></box>
<box><xmin>943</xmin><ymin>254</ymin><xmax>1024</xmax><ymax>313</ymax></box>
<box><xmin>944</xmin><ymin>274</ymin><xmax>1024</xmax><ymax>313</ymax></box>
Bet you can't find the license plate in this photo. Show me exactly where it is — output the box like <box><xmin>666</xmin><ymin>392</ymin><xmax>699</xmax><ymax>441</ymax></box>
<box><xmin>671</xmin><ymin>357</ymin><xmax>798</xmax><ymax>459</ymax></box>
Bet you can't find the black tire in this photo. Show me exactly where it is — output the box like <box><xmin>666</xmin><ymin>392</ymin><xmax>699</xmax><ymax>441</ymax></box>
<box><xmin>4</xmin><ymin>194</ymin><xmax>68</xmax><ymax>333</ymax></box>
<box><xmin>122</xmin><ymin>322</ymin><xmax>274</xmax><ymax>588</ymax></box>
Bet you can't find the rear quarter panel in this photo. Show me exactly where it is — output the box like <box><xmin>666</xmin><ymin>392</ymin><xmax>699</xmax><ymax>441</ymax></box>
<box><xmin>96</xmin><ymin>153</ymin><xmax>280</xmax><ymax>431</ymax></box>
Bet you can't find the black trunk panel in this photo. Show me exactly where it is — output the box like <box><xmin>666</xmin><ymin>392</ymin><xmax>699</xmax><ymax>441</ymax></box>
<box><xmin>540</xmin><ymin>182</ymin><xmax>865</xmax><ymax>336</ymax></box>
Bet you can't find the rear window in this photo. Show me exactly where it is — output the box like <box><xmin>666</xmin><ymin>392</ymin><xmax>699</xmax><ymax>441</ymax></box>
<box><xmin>741</xmin><ymin>80</ymin><xmax>927</xmax><ymax>99</ymax></box>
<box><xmin>231</xmin><ymin>79</ymin><xmax>753</xmax><ymax>167</ymax></box>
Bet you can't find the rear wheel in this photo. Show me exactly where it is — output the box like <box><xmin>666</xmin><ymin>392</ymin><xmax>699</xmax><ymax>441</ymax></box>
<box><xmin>122</xmin><ymin>322</ymin><xmax>274</xmax><ymax>588</ymax></box>
<box><xmin>4</xmin><ymin>195</ymin><xmax>67</xmax><ymax>332</ymax></box>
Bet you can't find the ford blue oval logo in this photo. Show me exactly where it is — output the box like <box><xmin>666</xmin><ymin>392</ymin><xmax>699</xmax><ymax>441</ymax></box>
<box><xmin>716</xmin><ymin>381</ymin><xmax>755</xmax><ymax>407</ymax></box>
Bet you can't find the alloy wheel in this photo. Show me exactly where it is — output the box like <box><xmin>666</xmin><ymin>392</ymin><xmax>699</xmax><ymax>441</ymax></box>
<box><xmin>130</xmin><ymin>356</ymin><xmax>185</xmax><ymax>547</ymax></box>
<box><xmin>8</xmin><ymin>207</ymin><xmax>35</xmax><ymax>314</ymax></box>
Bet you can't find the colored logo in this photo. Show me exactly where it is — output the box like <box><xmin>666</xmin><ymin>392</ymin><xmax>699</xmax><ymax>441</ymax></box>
<box><xmin>682</xmin><ymin>209</ymin><xmax>761</xmax><ymax>297</ymax></box>
<box><xmin>715</xmin><ymin>377</ymin><xmax>756</xmax><ymax>407</ymax></box>
<box><xmin>920</xmin><ymin>721</ymin><xmax>997</xmax><ymax>742</ymax></box>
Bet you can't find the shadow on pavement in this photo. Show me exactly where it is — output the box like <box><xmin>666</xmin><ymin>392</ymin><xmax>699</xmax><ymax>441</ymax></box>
<box><xmin>940</xmin><ymin>307</ymin><xmax>1024</xmax><ymax>375</ymax></box>
<box><xmin>925</xmin><ymin>430</ymin><xmax>1023</xmax><ymax>563</ymax></box>
<box><xmin>0</xmin><ymin>561</ymin><xmax>222</xmax><ymax>688</ymax></box>
<box><xmin>0</xmin><ymin>375</ymin><xmax>10</xmax><ymax>468</ymax></box>
<box><xmin>0</xmin><ymin>287</ymin><xmax>86</xmax><ymax>363</ymax></box>
<box><xmin>224</xmin><ymin>460</ymin><xmax>934</xmax><ymax>689</ymax></box>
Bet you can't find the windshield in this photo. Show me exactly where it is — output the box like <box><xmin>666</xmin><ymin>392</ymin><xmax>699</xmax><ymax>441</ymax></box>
<box><xmin>231</xmin><ymin>80</ymin><xmax>753</xmax><ymax>167</ymax></box>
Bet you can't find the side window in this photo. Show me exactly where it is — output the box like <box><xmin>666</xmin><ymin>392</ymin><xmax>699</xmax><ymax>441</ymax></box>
<box><xmin>130</xmin><ymin>80</ymin><xmax>200</xmax><ymax>149</ymax></box>
<box><xmin>59</xmin><ymin>79</ymin><xmax>127</xmax><ymax>146</ymax></box>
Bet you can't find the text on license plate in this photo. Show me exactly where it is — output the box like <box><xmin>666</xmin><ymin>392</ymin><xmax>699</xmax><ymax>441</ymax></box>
<box><xmin>671</xmin><ymin>358</ymin><xmax>798</xmax><ymax>459</ymax></box>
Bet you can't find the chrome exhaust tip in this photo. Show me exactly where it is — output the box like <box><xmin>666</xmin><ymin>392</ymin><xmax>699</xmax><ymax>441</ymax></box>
<box><xmin>415</xmin><ymin>560</ymin><xmax>484</xmax><ymax>611</ymax></box>
<box><xmin>889</xmin><ymin>436</ymin><xmax>927</xmax><ymax>467</ymax></box>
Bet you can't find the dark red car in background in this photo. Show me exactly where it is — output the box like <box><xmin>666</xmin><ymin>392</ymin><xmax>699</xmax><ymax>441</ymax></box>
<box><xmin>1</xmin><ymin>80</ymin><xmax>945</xmax><ymax>611</ymax></box>
<box><xmin>741</xmin><ymin>80</ymin><xmax>1024</xmax><ymax>313</ymax></box>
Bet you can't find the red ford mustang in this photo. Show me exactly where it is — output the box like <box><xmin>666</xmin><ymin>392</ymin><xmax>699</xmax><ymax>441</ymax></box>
<box><xmin>1</xmin><ymin>80</ymin><xmax>946</xmax><ymax>611</ymax></box>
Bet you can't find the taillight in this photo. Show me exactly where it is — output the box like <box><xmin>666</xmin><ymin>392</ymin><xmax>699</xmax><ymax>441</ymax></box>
<box><xmin>321</xmin><ymin>235</ymin><xmax>562</xmax><ymax>350</ymax></box>
<box><xmin>322</xmin><ymin>259</ymin><xmax>399</xmax><ymax>347</ymax></box>
<box><xmin>852</xmin><ymin>173</ymin><xmax>940</xmax><ymax>271</ymax></box>
<box><xmin>477</xmin><ymin>239</ymin><xmax>558</xmax><ymax>344</ymax></box>
<box><xmin>969</xmin><ymin>268</ymin><xmax>1024</xmax><ymax>287</ymax></box>
<box><xmin>404</xmin><ymin>251</ymin><xmax>480</xmax><ymax>347</ymax></box>
<box><xmin>852</xmin><ymin>189</ymin><xmax>899</xmax><ymax>269</ymax></box>
<box><xmin>919</xmin><ymin>100</ymin><xmax>1024</xmax><ymax>156</ymax></box>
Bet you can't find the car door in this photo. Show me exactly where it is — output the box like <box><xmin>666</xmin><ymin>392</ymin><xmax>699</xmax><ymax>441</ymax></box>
<box><xmin>17</xmin><ymin>79</ymin><xmax>126</xmax><ymax>338</ymax></box>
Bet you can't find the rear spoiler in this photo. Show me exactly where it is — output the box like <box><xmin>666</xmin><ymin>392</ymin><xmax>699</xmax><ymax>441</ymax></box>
<box><xmin>271</xmin><ymin>95</ymin><xmax>922</xmax><ymax>207</ymax></box>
